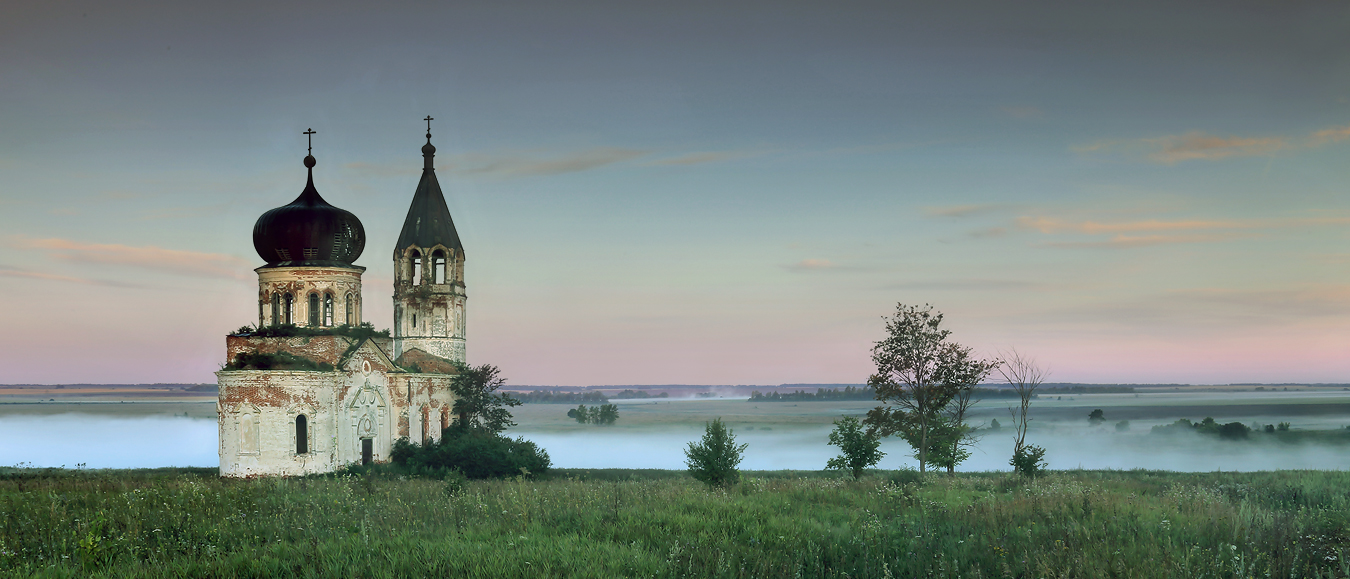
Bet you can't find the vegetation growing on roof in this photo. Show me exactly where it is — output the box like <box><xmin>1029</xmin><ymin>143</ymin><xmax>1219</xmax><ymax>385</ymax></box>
<box><xmin>229</xmin><ymin>323</ymin><xmax>391</xmax><ymax>340</ymax></box>
<box><xmin>223</xmin><ymin>351</ymin><xmax>335</xmax><ymax>372</ymax></box>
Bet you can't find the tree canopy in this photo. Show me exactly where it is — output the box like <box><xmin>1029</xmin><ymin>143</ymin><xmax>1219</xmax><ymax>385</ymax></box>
<box><xmin>864</xmin><ymin>303</ymin><xmax>998</xmax><ymax>473</ymax></box>
<box><xmin>448</xmin><ymin>362</ymin><xmax>521</xmax><ymax>434</ymax></box>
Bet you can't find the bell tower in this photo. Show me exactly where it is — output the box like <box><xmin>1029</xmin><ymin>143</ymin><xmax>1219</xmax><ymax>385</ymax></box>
<box><xmin>392</xmin><ymin>117</ymin><xmax>466</xmax><ymax>362</ymax></box>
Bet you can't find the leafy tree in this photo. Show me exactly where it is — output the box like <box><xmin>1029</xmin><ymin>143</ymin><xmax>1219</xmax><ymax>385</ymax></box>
<box><xmin>685</xmin><ymin>418</ymin><xmax>748</xmax><ymax>488</ymax></box>
<box><xmin>571</xmin><ymin>405</ymin><xmax>591</xmax><ymax>423</ymax></box>
<box><xmin>1088</xmin><ymin>409</ymin><xmax>1105</xmax><ymax>425</ymax></box>
<box><xmin>1115</xmin><ymin>420</ymin><xmax>1130</xmax><ymax>432</ymax></box>
<box><xmin>596</xmin><ymin>404</ymin><xmax>619</xmax><ymax>425</ymax></box>
<box><xmin>826</xmin><ymin>417</ymin><xmax>884</xmax><ymax>480</ymax></box>
<box><xmin>989</xmin><ymin>418</ymin><xmax>1001</xmax><ymax>431</ymax></box>
<box><xmin>1011</xmin><ymin>444</ymin><xmax>1047</xmax><ymax>477</ymax></box>
<box><xmin>997</xmin><ymin>348</ymin><xmax>1047</xmax><ymax>477</ymax></box>
<box><xmin>448</xmin><ymin>362</ymin><xmax>521</xmax><ymax>434</ymax></box>
<box><xmin>864</xmin><ymin>304</ymin><xmax>998</xmax><ymax>473</ymax></box>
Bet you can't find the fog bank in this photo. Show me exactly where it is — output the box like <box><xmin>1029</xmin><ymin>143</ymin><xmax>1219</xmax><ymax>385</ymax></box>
<box><xmin>2</xmin><ymin>414</ymin><xmax>217</xmax><ymax>468</ymax></box>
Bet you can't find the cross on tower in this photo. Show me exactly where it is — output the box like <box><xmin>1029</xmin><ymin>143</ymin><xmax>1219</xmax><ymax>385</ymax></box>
<box><xmin>423</xmin><ymin>116</ymin><xmax>434</xmax><ymax>143</ymax></box>
<box><xmin>303</xmin><ymin>128</ymin><xmax>316</xmax><ymax>155</ymax></box>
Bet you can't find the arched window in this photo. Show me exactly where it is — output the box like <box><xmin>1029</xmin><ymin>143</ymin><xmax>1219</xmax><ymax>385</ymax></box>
<box><xmin>308</xmin><ymin>293</ymin><xmax>320</xmax><ymax>326</ymax></box>
<box><xmin>271</xmin><ymin>293</ymin><xmax>281</xmax><ymax>326</ymax></box>
<box><xmin>323</xmin><ymin>293</ymin><xmax>334</xmax><ymax>327</ymax></box>
<box><xmin>295</xmin><ymin>415</ymin><xmax>308</xmax><ymax>454</ymax></box>
<box><xmin>432</xmin><ymin>250</ymin><xmax>446</xmax><ymax>284</ymax></box>
<box><xmin>283</xmin><ymin>293</ymin><xmax>294</xmax><ymax>325</ymax></box>
<box><xmin>410</xmin><ymin>250</ymin><xmax>422</xmax><ymax>284</ymax></box>
<box><xmin>345</xmin><ymin>293</ymin><xmax>354</xmax><ymax>325</ymax></box>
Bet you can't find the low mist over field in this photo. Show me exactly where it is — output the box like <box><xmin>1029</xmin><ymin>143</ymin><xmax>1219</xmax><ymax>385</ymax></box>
<box><xmin>10</xmin><ymin>386</ymin><xmax>1348</xmax><ymax>471</ymax></box>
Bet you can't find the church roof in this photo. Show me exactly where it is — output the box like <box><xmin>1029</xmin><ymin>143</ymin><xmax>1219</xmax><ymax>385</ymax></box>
<box><xmin>395</xmin><ymin>134</ymin><xmax>463</xmax><ymax>254</ymax></box>
<box><xmin>253</xmin><ymin>151</ymin><xmax>366</xmax><ymax>267</ymax></box>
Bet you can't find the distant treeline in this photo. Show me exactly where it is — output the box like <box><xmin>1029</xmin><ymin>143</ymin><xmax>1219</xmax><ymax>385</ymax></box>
<box><xmin>612</xmin><ymin>389</ymin><xmax>669</xmax><ymax>399</ymax></box>
<box><xmin>509</xmin><ymin>391</ymin><xmax>610</xmax><ymax>404</ymax></box>
<box><xmin>1038</xmin><ymin>385</ymin><xmax>1136</xmax><ymax>394</ymax></box>
<box><xmin>749</xmin><ymin>386</ymin><xmax>876</xmax><ymax>401</ymax></box>
<box><xmin>750</xmin><ymin>386</ymin><xmax>1051</xmax><ymax>402</ymax></box>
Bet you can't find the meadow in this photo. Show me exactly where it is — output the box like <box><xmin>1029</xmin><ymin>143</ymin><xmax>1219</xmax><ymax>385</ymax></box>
<box><xmin>3</xmin><ymin>467</ymin><xmax>1350</xmax><ymax>577</ymax></box>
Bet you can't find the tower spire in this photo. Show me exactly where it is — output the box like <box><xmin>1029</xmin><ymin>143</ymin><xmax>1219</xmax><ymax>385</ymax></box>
<box><xmin>421</xmin><ymin>116</ymin><xmax>436</xmax><ymax>170</ymax></box>
<box><xmin>303</xmin><ymin>128</ymin><xmax>317</xmax><ymax>169</ymax></box>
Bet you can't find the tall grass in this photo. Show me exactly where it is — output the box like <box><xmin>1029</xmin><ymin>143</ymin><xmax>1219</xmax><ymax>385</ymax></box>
<box><xmin>2</xmin><ymin>467</ymin><xmax>1350</xmax><ymax>577</ymax></box>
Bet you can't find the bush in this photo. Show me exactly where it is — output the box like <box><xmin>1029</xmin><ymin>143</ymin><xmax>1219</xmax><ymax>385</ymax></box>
<box><xmin>1115</xmin><ymin>420</ymin><xmax>1130</xmax><ymax>432</ymax></box>
<box><xmin>1088</xmin><ymin>409</ymin><xmax>1105</xmax><ymax>424</ymax></box>
<box><xmin>390</xmin><ymin>430</ymin><xmax>551</xmax><ymax>479</ymax></box>
<box><xmin>825</xmin><ymin>416</ymin><xmax>884</xmax><ymax>480</ymax></box>
<box><xmin>888</xmin><ymin>467</ymin><xmax>925</xmax><ymax>487</ymax></box>
<box><xmin>685</xmin><ymin>418</ymin><xmax>748</xmax><ymax>488</ymax></box>
<box><xmin>1011</xmin><ymin>444</ymin><xmax>1047</xmax><ymax>477</ymax></box>
<box><xmin>230</xmin><ymin>322</ymin><xmax>391</xmax><ymax>339</ymax></box>
<box><xmin>223</xmin><ymin>351</ymin><xmax>334</xmax><ymax>371</ymax></box>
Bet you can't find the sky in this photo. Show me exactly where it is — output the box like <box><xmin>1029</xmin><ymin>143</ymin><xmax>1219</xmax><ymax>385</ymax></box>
<box><xmin>2</xmin><ymin>0</ymin><xmax>1349</xmax><ymax>386</ymax></box>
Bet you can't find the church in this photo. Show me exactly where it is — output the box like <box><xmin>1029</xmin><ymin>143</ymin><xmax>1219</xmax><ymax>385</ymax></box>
<box><xmin>216</xmin><ymin>121</ymin><xmax>465</xmax><ymax>477</ymax></box>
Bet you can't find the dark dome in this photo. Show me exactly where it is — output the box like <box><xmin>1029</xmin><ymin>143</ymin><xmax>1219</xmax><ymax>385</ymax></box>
<box><xmin>253</xmin><ymin>160</ymin><xmax>365</xmax><ymax>266</ymax></box>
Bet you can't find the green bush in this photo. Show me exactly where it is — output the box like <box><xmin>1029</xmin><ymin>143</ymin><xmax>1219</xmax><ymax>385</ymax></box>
<box><xmin>230</xmin><ymin>322</ymin><xmax>391</xmax><ymax>340</ymax></box>
<box><xmin>825</xmin><ymin>416</ymin><xmax>884</xmax><ymax>480</ymax></box>
<box><xmin>1011</xmin><ymin>444</ymin><xmax>1047</xmax><ymax>477</ymax></box>
<box><xmin>391</xmin><ymin>430</ymin><xmax>550</xmax><ymax>479</ymax></box>
<box><xmin>223</xmin><ymin>351</ymin><xmax>334</xmax><ymax>371</ymax></box>
<box><xmin>684</xmin><ymin>418</ymin><xmax>747</xmax><ymax>488</ymax></box>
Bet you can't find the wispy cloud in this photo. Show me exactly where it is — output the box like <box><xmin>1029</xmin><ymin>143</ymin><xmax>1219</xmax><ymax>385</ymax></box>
<box><xmin>884</xmin><ymin>278</ymin><xmax>1053</xmax><ymax>291</ymax></box>
<box><xmin>1013</xmin><ymin>215</ymin><xmax>1350</xmax><ymax>249</ymax></box>
<box><xmin>346</xmin><ymin>147</ymin><xmax>649</xmax><ymax>179</ymax></box>
<box><xmin>140</xmin><ymin>204</ymin><xmax>230</xmax><ymax>221</ymax></box>
<box><xmin>999</xmin><ymin>105</ymin><xmax>1043</xmax><ymax>119</ymax></box>
<box><xmin>785</xmin><ymin>258</ymin><xmax>846</xmax><ymax>272</ymax></box>
<box><xmin>0</xmin><ymin>264</ymin><xmax>140</xmax><ymax>288</ymax></box>
<box><xmin>1017</xmin><ymin>216</ymin><xmax>1251</xmax><ymax>235</ymax></box>
<box><xmin>449</xmin><ymin>148</ymin><xmax>647</xmax><ymax>177</ymax></box>
<box><xmin>14</xmin><ymin>237</ymin><xmax>251</xmax><ymax>280</ymax></box>
<box><xmin>925</xmin><ymin>204</ymin><xmax>1012</xmax><ymax>218</ymax></box>
<box><xmin>1043</xmin><ymin>233</ymin><xmax>1256</xmax><ymax>249</ymax></box>
<box><xmin>646</xmin><ymin>150</ymin><xmax>761</xmax><ymax>167</ymax></box>
<box><xmin>343</xmin><ymin>162</ymin><xmax>420</xmax><ymax>178</ymax></box>
<box><xmin>1075</xmin><ymin>123</ymin><xmax>1350</xmax><ymax>164</ymax></box>
<box><xmin>1019</xmin><ymin>216</ymin><xmax>1350</xmax><ymax>236</ymax></box>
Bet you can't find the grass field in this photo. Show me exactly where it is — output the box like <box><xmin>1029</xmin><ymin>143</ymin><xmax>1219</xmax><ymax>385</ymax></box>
<box><xmin>3</xmin><ymin>467</ymin><xmax>1350</xmax><ymax>578</ymax></box>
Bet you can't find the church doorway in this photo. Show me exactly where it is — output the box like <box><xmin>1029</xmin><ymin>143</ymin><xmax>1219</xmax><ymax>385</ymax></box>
<box><xmin>361</xmin><ymin>438</ymin><xmax>373</xmax><ymax>465</ymax></box>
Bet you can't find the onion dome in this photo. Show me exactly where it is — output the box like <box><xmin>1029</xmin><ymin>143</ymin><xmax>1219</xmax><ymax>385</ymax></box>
<box><xmin>395</xmin><ymin>124</ymin><xmax>463</xmax><ymax>255</ymax></box>
<box><xmin>253</xmin><ymin>152</ymin><xmax>366</xmax><ymax>266</ymax></box>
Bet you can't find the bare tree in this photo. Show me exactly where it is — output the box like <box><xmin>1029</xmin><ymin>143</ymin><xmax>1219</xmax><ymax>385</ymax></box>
<box><xmin>866</xmin><ymin>304</ymin><xmax>998</xmax><ymax>473</ymax></box>
<box><xmin>997</xmin><ymin>348</ymin><xmax>1048</xmax><ymax>475</ymax></box>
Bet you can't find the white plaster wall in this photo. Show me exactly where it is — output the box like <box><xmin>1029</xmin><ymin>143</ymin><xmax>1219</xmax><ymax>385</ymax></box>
<box><xmin>217</xmin><ymin>371</ymin><xmax>340</xmax><ymax>477</ymax></box>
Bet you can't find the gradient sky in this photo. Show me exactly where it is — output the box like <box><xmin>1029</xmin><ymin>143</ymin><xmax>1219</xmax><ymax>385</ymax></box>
<box><xmin>3</xmin><ymin>0</ymin><xmax>1349</xmax><ymax>385</ymax></box>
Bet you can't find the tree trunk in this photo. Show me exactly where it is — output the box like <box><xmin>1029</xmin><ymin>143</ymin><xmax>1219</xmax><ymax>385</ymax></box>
<box><xmin>919</xmin><ymin>420</ymin><xmax>928</xmax><ymax>473</ymax></box>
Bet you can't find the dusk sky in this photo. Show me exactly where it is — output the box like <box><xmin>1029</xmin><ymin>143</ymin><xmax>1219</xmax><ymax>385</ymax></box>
<box><xmin>3</xmin><ymin>1</ymin><xmax>1349</xmax><ymax>386</ymax></box>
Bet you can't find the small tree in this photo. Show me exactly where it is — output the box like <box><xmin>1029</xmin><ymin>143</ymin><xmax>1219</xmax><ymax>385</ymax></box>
<box><xmin>685</xmin><ymin>418</ymin><xmax>747</xmax><ymax>488</ymax></box>
<box><xmin>596</xmin><ymin>404</ymin><xmax>619</xmax><ymax>425</ymax></box>
<box><xmin>865</xmin><ymin>304</ymin><xmax>998</xmax><ymax>473</ymax></box>
<box><xmin>448</xmin><ymin>362</ymin><xmax>521</xmax><ymax>434</ymax></box>
<box><xmin>1088</xmin><ymin>409</ymin><xmax>1105</xmax><ymax>425</ymax></box>
<box><xmin>571</xmin><ymin>405</ymin><xmax>591</xmax><ymax>424</ymax></box>
<box><xmin>998</xmin><ymin>348</ymin><xmax>1047</xmax><ymax>477</ymax></box>
<box><xmin>826</xmin><ymin>416</ymin><xmax>884</xmax><ymax>480</ymax></box>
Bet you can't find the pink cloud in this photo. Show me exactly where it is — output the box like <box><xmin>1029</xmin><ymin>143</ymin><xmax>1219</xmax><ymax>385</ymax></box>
<box><xmin>15</xmin><ymin>237</ymin><xmax>251</xmax><ymax>280</ymax></box>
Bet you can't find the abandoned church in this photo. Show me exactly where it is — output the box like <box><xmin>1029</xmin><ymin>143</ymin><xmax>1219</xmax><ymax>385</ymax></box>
<box><xmin>216</xmin><ymin>121</ymin><xmax>465</xmax><ymax>477</ymax></box>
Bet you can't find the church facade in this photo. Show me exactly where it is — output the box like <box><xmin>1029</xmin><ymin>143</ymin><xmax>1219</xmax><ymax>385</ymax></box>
<box><xmin>216</xmin><ymin>124</ymin><xmax>466</xmax><ymax>477</ymax></box>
